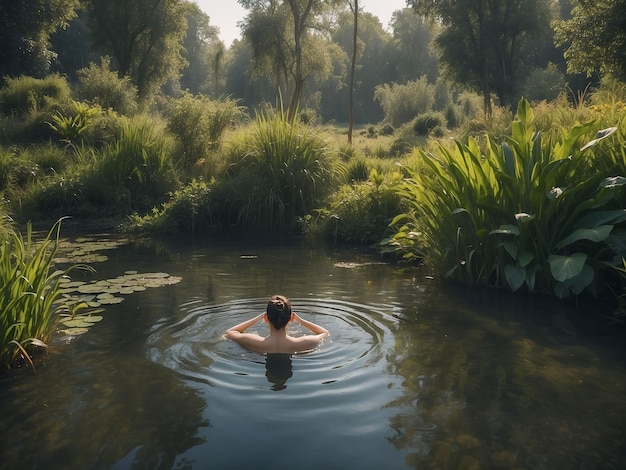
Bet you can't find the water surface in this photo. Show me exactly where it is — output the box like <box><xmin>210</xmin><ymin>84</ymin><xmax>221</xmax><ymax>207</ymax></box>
<box><xmin>1</xmin><ymin>233</ymin><xmax>625</xmax><ymax>469</ymax></box>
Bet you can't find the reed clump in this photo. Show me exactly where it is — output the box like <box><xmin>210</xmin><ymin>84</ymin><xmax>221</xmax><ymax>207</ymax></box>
<box><xmin>0</xmin><ymin>219</ymin><xmax>92</xmax><ymax>373</ymax></box>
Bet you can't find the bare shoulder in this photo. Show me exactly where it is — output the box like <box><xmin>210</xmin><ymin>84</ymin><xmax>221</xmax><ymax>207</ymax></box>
<box><xmin>288</xmin><ymin>333</ymin><xmax>328</xmax><ymax>352</ymax></box>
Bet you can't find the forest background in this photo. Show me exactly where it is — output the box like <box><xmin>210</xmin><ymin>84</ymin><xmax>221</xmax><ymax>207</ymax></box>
<box><xmin>1</xmin><ymin>0</ymin><xmax>626</xmax><ymax>333</ymax></box>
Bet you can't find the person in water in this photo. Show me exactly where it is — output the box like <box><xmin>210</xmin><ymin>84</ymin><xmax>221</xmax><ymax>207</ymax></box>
<box><xmin>225</xmin><ymin>295</ymin><xmax>329</xmax><ymax>354</ymax></box>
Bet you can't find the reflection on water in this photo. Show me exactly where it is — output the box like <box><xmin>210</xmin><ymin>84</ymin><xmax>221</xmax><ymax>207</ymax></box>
<box><xmin>265</xmin><ymin>354</ymin><xmax>293</xmax><ymax>390</ymax></box>
<box><xmin>1</xmin><ymin>233</ymin><xmax>625</xmax><ymax>469</ymax></box>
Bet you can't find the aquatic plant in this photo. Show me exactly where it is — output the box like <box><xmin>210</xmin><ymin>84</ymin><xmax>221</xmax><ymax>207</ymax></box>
<box><xmin>385</xmin><ymin>98</ymin><xmax>626</xmax><ymax>299</ymax></box>
<box><xmin>0</xmin><ymin>219</ymin><xmax>93</xmax><ymax>372</ymax></box>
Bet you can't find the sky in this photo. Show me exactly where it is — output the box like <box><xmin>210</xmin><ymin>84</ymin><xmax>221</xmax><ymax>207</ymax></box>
<box><xmin>195</xmin><ymin>0</ymin><xmax>409</xmax><ymax>47</ymax></box>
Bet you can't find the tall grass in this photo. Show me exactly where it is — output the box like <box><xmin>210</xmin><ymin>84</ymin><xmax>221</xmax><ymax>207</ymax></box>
<box><xmin>386</xmin><ymin>99</ymin><xmax>626</xmax><ymax>299</ymax></box>
<box><xmin>90</xmin><ymin>115</ymin><xmax>178</xmax><ymax>213</ymax></box>
<box><xmin>0</xmin><ymin>219</ymin><xmax>92</xmax><ymax>372</ymax></box>
<box><xmin>223</xmin><ymin>108</ymin><xmax>336</xmax><ymax>229</ymax></box>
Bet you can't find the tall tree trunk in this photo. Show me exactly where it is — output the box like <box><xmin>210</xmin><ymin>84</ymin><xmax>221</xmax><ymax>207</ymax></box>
<box><xmin>287</xmin><ymin>0</ymin><xmax>314</xmax><ymax>121</ymax></box>
<box><xmin>347</xmin><ymin>0</ymin><xmax>358</xmax><ymax>145</ymax></box>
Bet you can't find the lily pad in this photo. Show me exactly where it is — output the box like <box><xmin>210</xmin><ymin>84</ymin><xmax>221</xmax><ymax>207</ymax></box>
<box><xmin>83</xmin><ymin>315</ymin><xmax>103</xmax><ymax>323</ymax></box>
<box><xmin>98</xmin><ymin>296</ymin><xmax>124</xmax><ymax>305</ymax></box>
<box><xmin>61</xmin><ymin>319</ymin><xmax>94</xmax><ymax>328</ymax></box>
<box><xmin>60</xmin><ymin>327</ymin><xmax>89</xmax><ymax>336</ymax></box>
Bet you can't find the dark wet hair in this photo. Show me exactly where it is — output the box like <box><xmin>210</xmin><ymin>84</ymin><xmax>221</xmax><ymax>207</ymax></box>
<box><xmin>266</xmin><ymin>295</ymin><xmax>292</xmax><ymax>330</ymax></box>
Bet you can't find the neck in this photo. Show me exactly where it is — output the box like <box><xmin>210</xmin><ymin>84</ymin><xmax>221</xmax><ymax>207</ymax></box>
<box><xmin>269</xmin><ymin>325</ymin><xmax>288</xmax><ymax>337</ymax></box>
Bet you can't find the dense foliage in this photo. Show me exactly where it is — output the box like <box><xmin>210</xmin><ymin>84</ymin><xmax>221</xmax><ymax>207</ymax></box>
<box><xmin>384</xmin><ymin>99</ymin><xmax>626</xmax><ymax>299</ymax></box>
<box><xmin>1</xmin><ymin>1</ymin><xmax>625</xmax><ymax>369</ymax></box>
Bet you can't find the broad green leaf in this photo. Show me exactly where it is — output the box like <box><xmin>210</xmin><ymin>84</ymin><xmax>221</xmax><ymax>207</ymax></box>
<box><xmin>607</xmin><ymin>231</ymin><xmax>626</xmax><ymax>256</ymax></box>
<box><xmin>556</xmin><ymin>225</ymin><xmax>613</xmax><ymax>249</ymax></box>
<box><xmin>548</xmin><ymin>253</ymin><xmax>587</xmax><ymax>281</ymax></box>
<box><xmin>576</xmin><ymin>209</ymin><xmax>626</xmax><ymax>229</ymax></box>
<box><xmin>580</xmin><ymin>127</ymin><xmax>618</xmax><ymax>151</ymax></box>
<box><xmin>553</xmin><ymin>281</ymin><xmax>571</xmax><ymax>299</ymax></box>
<box><xmin>61</xmin><ymin>319</ymin><xmax>93</xmax><ymax>328</ymax></box>
<box><xmin>502</xmin><ymin>142</ymin><xmax>516</xmax><ymax>177</ymax></box>
<box><xmin>505</xmin><ymin>264</ymin><xmax>526</xmax><ymax>291</ymax></box>
<box><xmin>518</xmin><ymin>251</ymin><xmax>534</xmax><ymax>267</ymax></box>
<box><xmin>500</xmin><ymin>240</ymin><xmax>518</xmax><ymax>259</ymax></box>
<box><xmin>561</xmin><ymin>264</ymin><xmax>595</xmax><ymax>295</ymax></box>
<box><xmin>83</xmin><ymin>315</ymin><xmax>103</xmax><ymax>323</ymax></box>
<box><xmin>525</xmin><ymin>266</ymin><xmax>538</xmax><ymax>290</ymax></box>
<box><xmin>60</xmin><ymin>327</ymin><xmax>89</xmax><ymax>336</ymax></box>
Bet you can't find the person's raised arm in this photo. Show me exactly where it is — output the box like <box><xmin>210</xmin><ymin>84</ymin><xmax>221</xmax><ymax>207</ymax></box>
<box><xmin>225</xmin><ymin>313</ymin><xmax>265</xmax><ymax>338</ymax></box>
<box><xmin>293</xmin><ymin>313</ymin><xmax>329</xmax><ymax>337</ymax></box>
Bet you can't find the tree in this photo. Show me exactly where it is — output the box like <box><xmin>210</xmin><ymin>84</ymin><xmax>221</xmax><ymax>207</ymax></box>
<box><xmin>553</xmin><ymin>0</ymin><xmax>626</xmax><ymax>81</ymax></box>
<box><xmin>388</xmin><ymin>8</ymin><xmax>439</xmax><ymax>83</ymax></box>
<box><xmin>179</xmin><ymin>2</ymin><xmax>219</xmax><ymax>94</ymax></box>
<box><xmin>240</xmin><ymin>2</ymin><xmax>291</xmax><ymax>103</ymax></box>
<box><xmin>239</xmin><ymin>0</ymin><xmax>341</xmax><ymax>120</ymax></box>
<box><xmin>89</xmin><ymin>0</ymin><xmax>188</xmax><ymax>102</ymax></box>
<box><xmin>409</xmin><ymin>0</ymin><xmax>553</xmax><ymax>115</ymax></box>
<box><xmin>0</xmin><ymin>0</ymin><xmax>82</xmax><ymax>79</ymax></box>
<box><xmin>210</xmin><ymin>41</ymin><xmax>226</xmax><ymax>96</ymax></box>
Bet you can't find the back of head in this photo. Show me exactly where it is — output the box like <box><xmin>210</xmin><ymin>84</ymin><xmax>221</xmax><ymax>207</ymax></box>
<box><xmin>266</xmin><ymin>295</ymin><xmax>292</xmax><ymax>330</ymax></box>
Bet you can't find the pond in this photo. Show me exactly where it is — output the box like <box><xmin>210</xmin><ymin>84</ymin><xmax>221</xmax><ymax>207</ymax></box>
<box><xmin>1</xmin><ymin>232</ymin><xmax>625</xmax><ymax>469</ymax></box>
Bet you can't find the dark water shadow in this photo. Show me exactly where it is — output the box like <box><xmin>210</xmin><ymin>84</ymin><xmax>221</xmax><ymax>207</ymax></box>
<box><xmin>0</xmin><ymin>352</ymin><xmax>208</xmax><ymax>469</ymax></box>
<box><xmin>264</xmin><ymin>353</ymin><xmax>294</xmax><ymax>391</ymax></box>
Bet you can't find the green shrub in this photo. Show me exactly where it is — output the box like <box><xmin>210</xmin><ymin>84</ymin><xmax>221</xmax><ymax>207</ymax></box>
<box><xmin>313</xmin><ymin>169</ymin><xmax>405</xmax><ymax>245</ymax></box>
<box><xmin>521</xmin><ymin>62</ymin><xmax>567</xmax><ymax>103</ymax></box>
<box><xmin>89</xmin><ymin>116</ymin><xmax>178</xmax><ymax>214</ymax></box>
<box><xmin>374</xmin><ymin>76</ymin><xmax>435</xmax><ymax>127</ymax></box>
<box><xmin>129</xmin><ymin>179</ymin><xmax>216</xmax><ymax>232</ymax></box>
<box><xmin>220</xmin><ymin>108</ymin><xmax>336</xmax><ymax>229</ymax></box>
<box><xmin>166</xmin><ymin>94</ymin><xmax>241</xmax><ymax>171</ymax></box>
<box><xmin>444</xmin><ymin>103</ymin><xmax>461</xmax><ymax>129</ymax></box>
<box><xmin>76</xmin><ymin>57</ymin><xmax>138</xmax><ymax>115</ymax></box>
<box><xmin>345</xmin><ymin>157</ymin><xmax>371</xmax><ymax>183</ymax></box>
<box><xmin>0</xmin><ymin>74</ymin><xmax>71</xmax><ymax>117</ymax></box>
<box><xmin>385</xmin><ymin>99</ymin><xmax>626</xmax><ymax>300</ymax></box>
<box><xmin>48</xmin><ymin>99</ymin><xmax>100</xmax><ymax>145</ymax></box>
<box><xmin>379</xmin><ymin>123</ymin><xmax>394</xmax><ymax>136</ymax></box>
<box><xmin>412</xmin><ymin>111</ymin><xmax>447</xmax><ymax>136</ymax></box>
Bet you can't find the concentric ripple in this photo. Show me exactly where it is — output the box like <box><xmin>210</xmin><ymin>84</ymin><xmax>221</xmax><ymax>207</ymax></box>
<box><xmin>146</xmin><ymin>297</ymin><xmax>399</xmax><ymax>392</ymax></box>
<box><xmin>146</xmin><ymin>296</ymin><xmax>409</xmax><ymax>468</ymax></box>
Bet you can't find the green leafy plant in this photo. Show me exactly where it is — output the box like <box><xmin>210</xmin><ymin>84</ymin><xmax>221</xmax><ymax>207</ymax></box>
<box><xmin>385</xmin><ymin>98</ymin><xmax>626</xmax><ymax>299</ymax></box>
<box><xmin>0</xmin><ymin>219</ymin><xmax>93</xmax><ymax>373</ymax></box>
<box><xmin>166</xmin><ymin>94</ymin><xmax>241</xmax><ymax>170</ymax></box>
<box><xmin>316</xmin><ymin>169</ymin><xmax>405</xmax><ymax>245</ymax></box>
<box><xmin>47</xmin><ymin>99</ymin><xmax>99</xmax><ymax>144</ymax></box>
